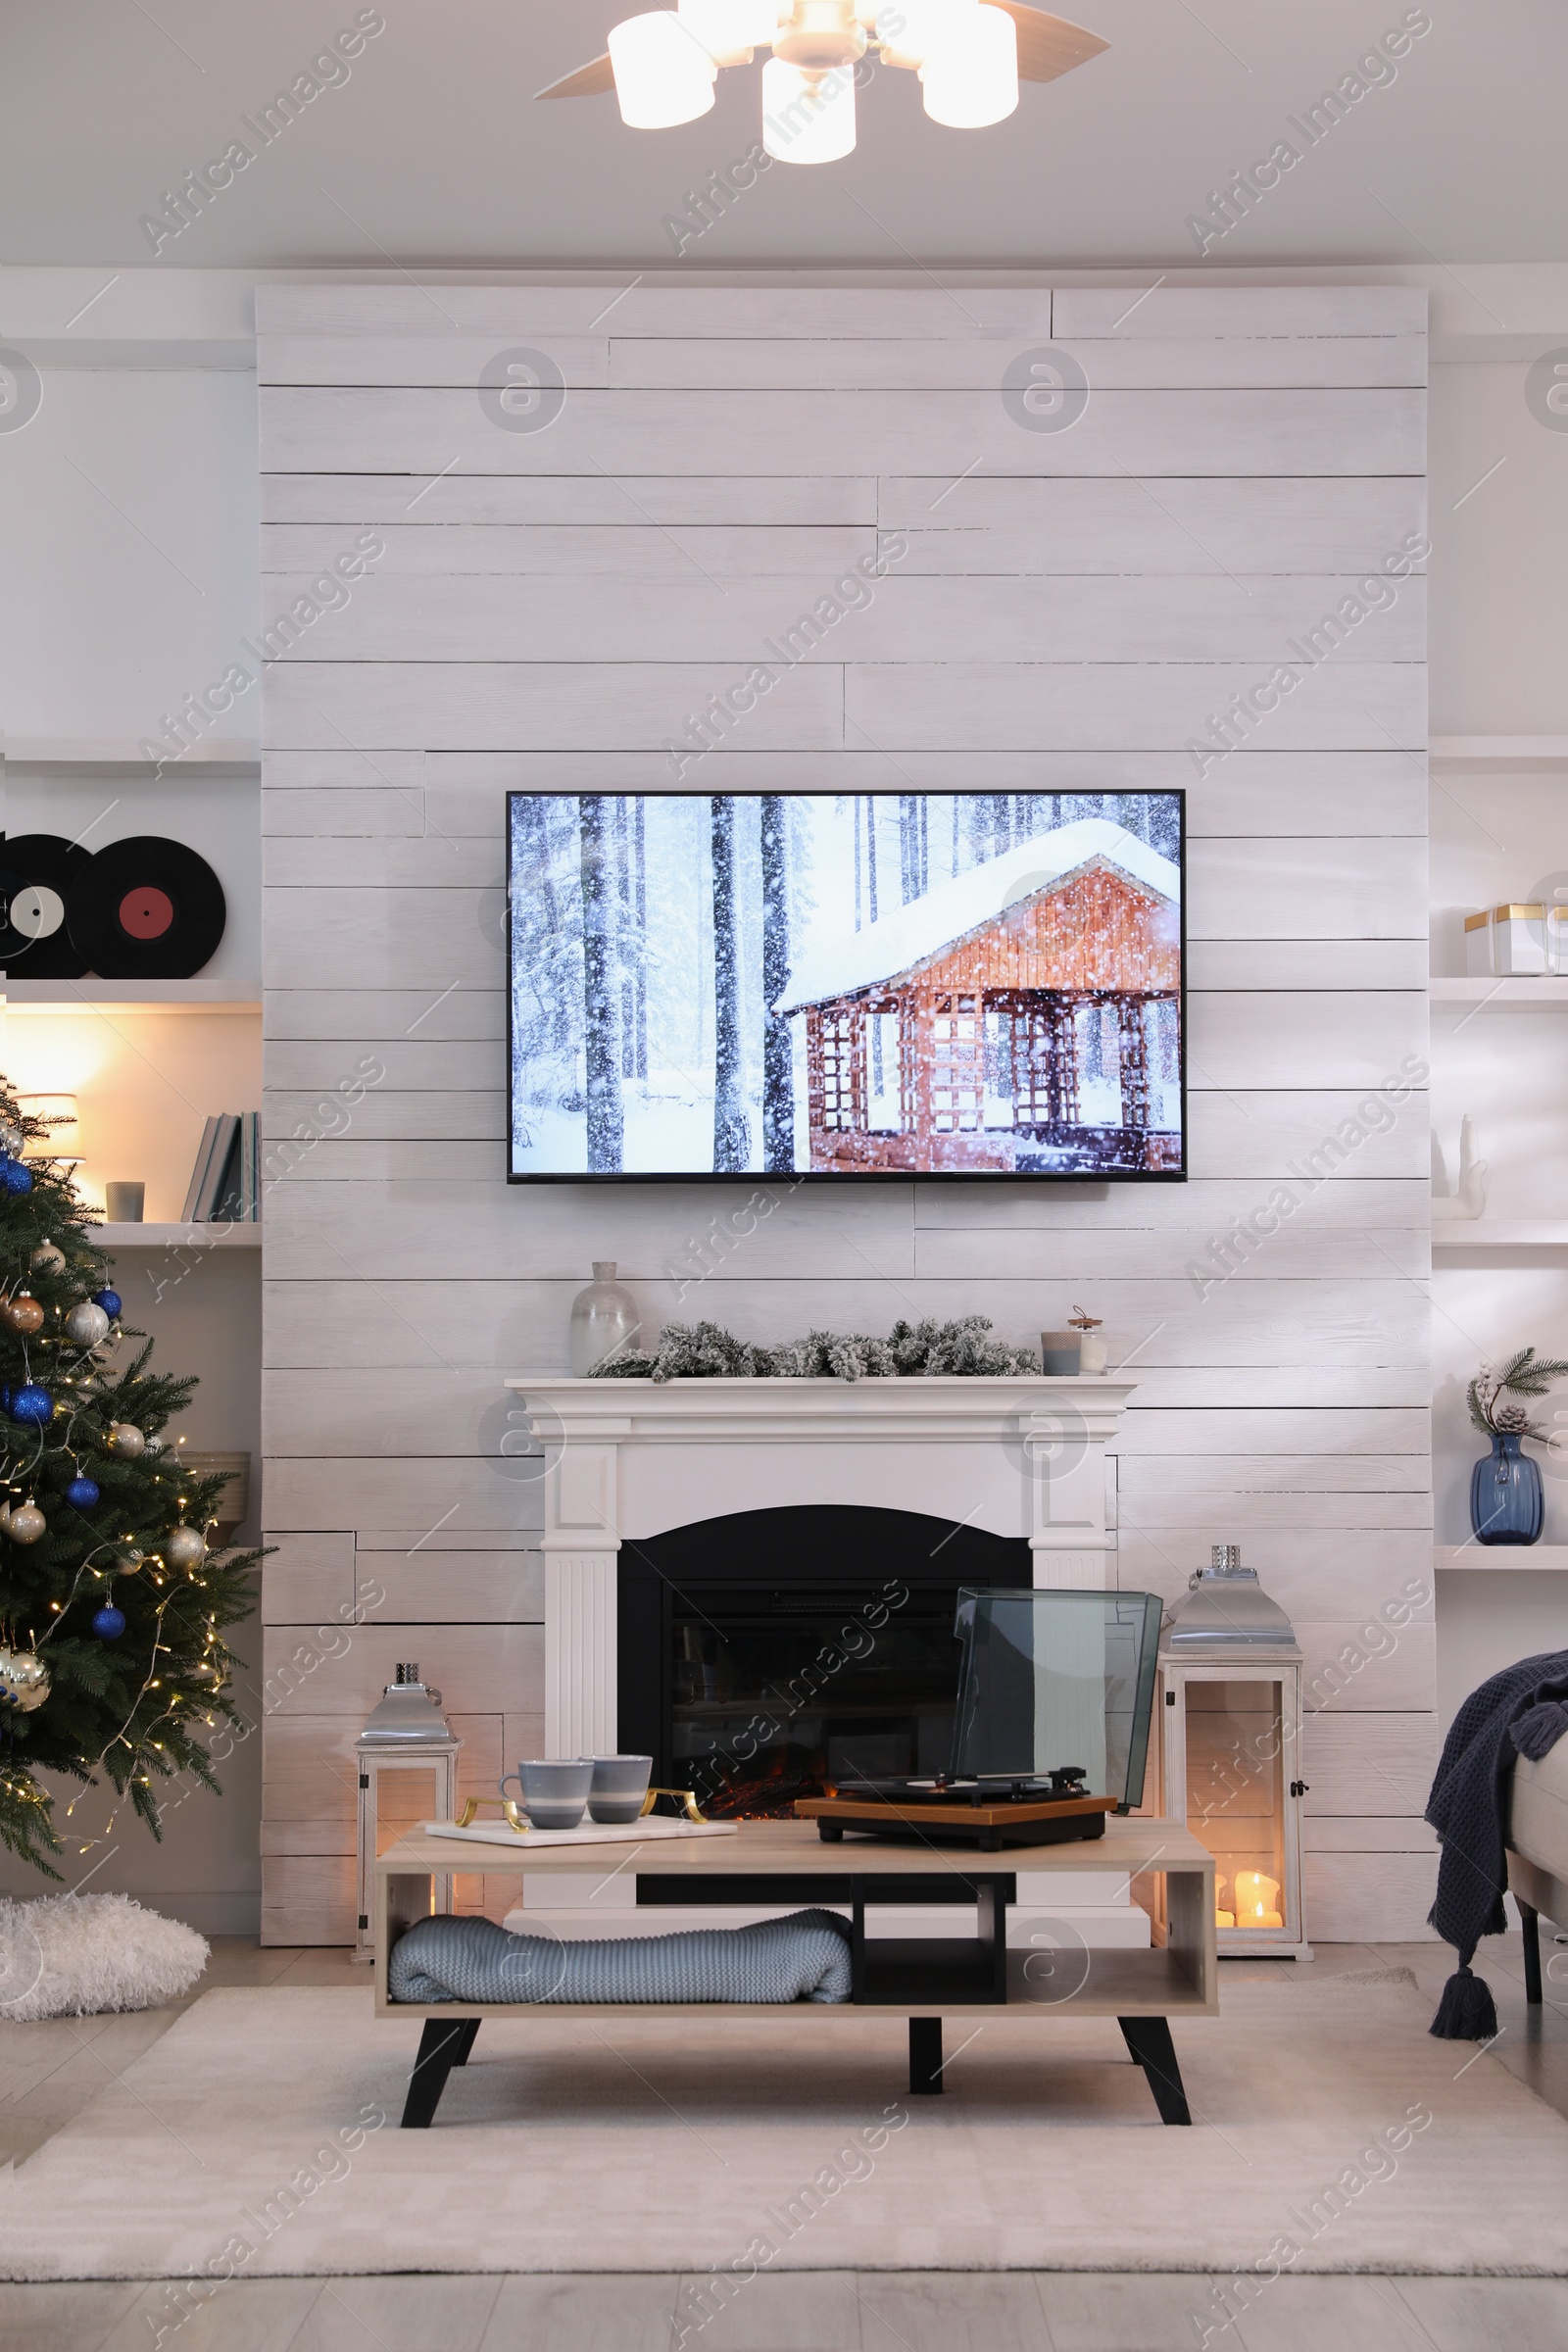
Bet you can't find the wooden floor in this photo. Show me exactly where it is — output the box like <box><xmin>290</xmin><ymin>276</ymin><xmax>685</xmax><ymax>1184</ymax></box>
<box><xmin>3</xmin><ymin>1931</ymin><xmax>1566</xmax><ymax>2351</ymax></box>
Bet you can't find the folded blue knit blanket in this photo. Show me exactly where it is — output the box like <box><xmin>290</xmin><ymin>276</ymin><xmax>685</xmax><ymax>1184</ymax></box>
<box><xmin>388</xmin><ymin>1906</ymin><xmax>853</xmax><ymax>2005</ymax></box>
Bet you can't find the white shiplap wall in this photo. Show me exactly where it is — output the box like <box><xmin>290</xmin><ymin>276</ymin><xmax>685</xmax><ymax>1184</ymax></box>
<box><xmin>257</xmin><ymin>281</ymin><xmax>1432</xmax><ymax>1945</ymax></box>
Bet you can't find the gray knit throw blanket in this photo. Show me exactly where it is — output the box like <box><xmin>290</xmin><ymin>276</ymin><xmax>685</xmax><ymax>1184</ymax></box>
<box><xmin>388</xmin><ymin>1907</ymin><xmax>853</xmax><ymax>2006</ymax></box>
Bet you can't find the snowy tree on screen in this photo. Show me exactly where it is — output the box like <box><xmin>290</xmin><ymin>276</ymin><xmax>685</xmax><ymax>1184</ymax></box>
<box><xmin>579</xmin><ymin>793</ymin><xmax>623</xmax><ymax>1172</ymax></box>
<box><xmin>760</xmin><ymin>794</ymin><xmax>794</xmax><ymax>1173</ymax></box>
<box><xmin>710</xmin><ymin>795</ymin><xmax>751</xmax><ymax>1173</ymax></box>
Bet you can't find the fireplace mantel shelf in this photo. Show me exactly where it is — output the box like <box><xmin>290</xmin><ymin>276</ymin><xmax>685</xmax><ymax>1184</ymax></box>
<box><xmin>506</xmin><ymin>1373</ymin><xmax>1135</xmax><ymax>1445</ymax></box>
<box><xmin>505</xmin><ymin>1372</ymin><xmax>1138</xmax><ymax>1758</ymax></box>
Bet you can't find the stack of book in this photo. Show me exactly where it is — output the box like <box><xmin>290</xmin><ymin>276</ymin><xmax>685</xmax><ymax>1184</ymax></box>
<box><xmin>180</xmin><ymin>1113</ymin><xmax>262</xmax><ymax>1224</ymax></box>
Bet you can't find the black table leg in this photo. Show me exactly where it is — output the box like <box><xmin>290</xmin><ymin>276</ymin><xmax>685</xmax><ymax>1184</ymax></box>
<box><xmin>1521</xmin><ymin>1903</ymin><xmax>1544</xmax><ymax>2005</ymax></box>
<box><xmin>401</xmin><ymin>2019</ymin><xmax>472</xmax><ymax>2128</ymax></box>
<box><xmin>909</xmin><ymin>2016</ymin><xmax>944</xmax><ymax>2096</ymax></box>
<box><xmin>451</xmin><ymin>2019</ymin><xmax>481</xmax><ymax>2066</ymax></box>
<box><xmin>1118</xmin><ymin>2016</ymin><xmax>1191</xmax><ymax>2126</ymax></box>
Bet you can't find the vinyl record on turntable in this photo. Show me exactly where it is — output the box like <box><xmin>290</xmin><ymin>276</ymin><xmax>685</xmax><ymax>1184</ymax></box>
<box><xmin>66</xmin><ymin>836</ymin><xmax>226</xmax><ymax>979</ymax></box>
<box><xmin>1</xmin><ymin>834</ymin><xmax>93</xmax><ymax>978</ymax></box>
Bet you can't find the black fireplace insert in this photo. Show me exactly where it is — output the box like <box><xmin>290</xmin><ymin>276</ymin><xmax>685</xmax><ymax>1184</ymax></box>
<box><xmin>616</xmin><ymin>1504</ymin><xmax>1033</xmax><ymax>1820</ymax></box>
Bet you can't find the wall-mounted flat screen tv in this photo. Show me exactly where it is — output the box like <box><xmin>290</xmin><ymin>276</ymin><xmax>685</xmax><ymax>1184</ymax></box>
<box><xmin>508</xmin><ymin>790</ymin><xmax>1185</xmax><ymax>1182</ymax></box>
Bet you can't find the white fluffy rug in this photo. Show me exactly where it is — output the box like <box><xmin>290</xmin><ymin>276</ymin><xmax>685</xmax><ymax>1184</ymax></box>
<box><xmin>0</xmin><ymin>1893</ymin><xmax>207</xmax><ymax>2022</ymax></box>
<box><xmin>2</xmin><ymin>1971</ymin><xmax>1566</xmax><ymax>2281</ymax></box>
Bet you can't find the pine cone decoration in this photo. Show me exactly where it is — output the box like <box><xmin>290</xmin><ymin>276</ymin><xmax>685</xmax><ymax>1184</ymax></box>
<box><xmin>1494</xmin><ymin>1401</ymin><xmax>1532</xmax><ymax>1434</ymax></box>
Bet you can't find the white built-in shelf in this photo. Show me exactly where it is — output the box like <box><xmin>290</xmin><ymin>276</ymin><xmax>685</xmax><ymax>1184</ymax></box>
<box><xmin>1430</xmin><ymin>736</ymin><xmax>1568</xmax><ymax>769</ymax></box>
<box><xmin>1436</xmin><ymin>1544</ymin><xmax>1568</xmax><ymax>1573</ymax></box>
<box><xmin>1431</xmin><ymin>977</ymin><xmax>1568</xmax><ymax>1011</ymax></box>
<box><xmin>93</xmin><ymin>1224</ymin><xmax>262</xmax><ymax>1250</ymax></box>
<box><xmin>6</xmin><ymin>981</ymin><xmax>261</xmax><ymax>1009</ymax></box>
<box><xmin>4</xmin><ymin>738</ymin><xmax>259</xmax><ymax>776</ymax></box>
<box><xmin>1432</xmin><ymin>1223</ymin><xmax>1568</xmax><ymax>1251</ymax></box>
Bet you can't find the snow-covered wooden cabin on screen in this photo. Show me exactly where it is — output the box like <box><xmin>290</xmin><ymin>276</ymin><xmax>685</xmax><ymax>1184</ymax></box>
<box><xmin>775</xmin><ymin>822</ymin><xmax>1183</xmax><ymax>1176</ymax></box>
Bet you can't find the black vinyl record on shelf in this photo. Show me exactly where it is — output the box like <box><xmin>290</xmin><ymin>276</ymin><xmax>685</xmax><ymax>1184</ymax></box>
<box><xmin>66</xmin><ymin>837</ymin><xmax>226</xmax><ymax>979</ymax></box>
<box><xmin>0</xmin><ymin>834</ymin><xmax>93</xmax><ymax>978</ymax></box>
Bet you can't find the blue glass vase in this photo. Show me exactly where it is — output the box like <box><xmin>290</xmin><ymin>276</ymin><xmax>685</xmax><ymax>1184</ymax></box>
<box><xmin>1470</xmin><ymin>1432</ymin><xmax>1544</xmax><ymax>1545</ymax></box>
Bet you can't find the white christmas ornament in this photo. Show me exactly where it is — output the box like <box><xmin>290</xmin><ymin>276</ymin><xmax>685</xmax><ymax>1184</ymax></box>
<box><xmin>8</xmin><ymin>1502</ymin><xmax>47</xmax><ymax>1544</ymax></box>
<box><xmin>0</xmin><ymin>1645</ymin><xmax>49</xmax><ymax>1711</ymax></box>
<box><xmin>30</xmin><ymin>1240</ymin><xmax>66</xmax><ymax>1274</ymax></box>
<box><xmin>108</xmin><ymin>1423</ymin><xmax>145</xmax><ymax>1459</ymax></box>
<box><xmin>65</xmin><ymin>1301</ymin><xmax>112</xmax><ymax>1348</ymax></box>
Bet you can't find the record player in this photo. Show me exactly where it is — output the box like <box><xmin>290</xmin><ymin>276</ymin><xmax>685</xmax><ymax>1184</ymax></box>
<box><xmin>796</xmin><ymin>1586</ymin><xmax>1162</xmax><ymax>1851</ymax></box>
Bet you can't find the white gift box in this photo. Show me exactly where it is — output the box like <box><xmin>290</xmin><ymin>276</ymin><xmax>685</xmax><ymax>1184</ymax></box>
<box><xmin>1464</xmin><ymin>910</ymin><xmax>1494</xmax><ymax>975</ymax></box>
<box><xmin>1466</xmin><ymin>906</ymin><xmax>1548</xmax><ymax>976</ymax></box>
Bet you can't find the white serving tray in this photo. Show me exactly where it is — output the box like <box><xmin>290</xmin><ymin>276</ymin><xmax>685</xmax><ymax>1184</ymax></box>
<box><xmin>417</xmin><ymin>1817</ymin><xmax>739</xmax><ymax>1850</ymax></box>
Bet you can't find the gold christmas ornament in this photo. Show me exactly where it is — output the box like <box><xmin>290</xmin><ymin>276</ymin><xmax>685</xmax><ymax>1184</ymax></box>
<box><xmin>30</xmin><ymin>1240</ymin><xmax>66</xmax><ymax>1274</ymax></box>
<box><xmin>162</xmin><ymin>1526</ymin><xmax>207</xmax><ymax>1571</ymax></box>
<box><xmin>118</xmin><ymin>1545</ymin><xmax>146</xmax><ymax>1573</ymax></box>
<box><xmin>8</xmin><ymin>1502</ymin><xmax>47</xmax><ymax>1544</ymax></box>
<box><xmin>0</xmin><ymin>1646</ymin><xmax>50</xmax><ymax>1712</ymax></box>
<box><xmin>6</xmin><ymin>1294</ymin><xmax>44</xmax><ymax>1335</ymax></box>
<box><xmin>108</xmin><ymin>1423</ymin><xmax>145</xmax><ymax>1459</ymax></box>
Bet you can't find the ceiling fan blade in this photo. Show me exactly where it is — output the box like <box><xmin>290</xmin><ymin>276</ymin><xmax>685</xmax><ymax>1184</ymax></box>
<box><xmin>535</xmin><ymin>52</ymin><xmax>616</xmax><ymax>100</ymax></box>
<box><xmin>993</xmin><ymin>6</ymin><xmax>1110</xmax><ymax>84</ymax></box>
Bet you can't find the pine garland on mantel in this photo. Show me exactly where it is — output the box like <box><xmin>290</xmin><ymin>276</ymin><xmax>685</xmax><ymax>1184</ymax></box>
<box><xmin>590</xmin><ymin>1316</ymin><xmax>1039</xmax><ymax>1384</ymax></box>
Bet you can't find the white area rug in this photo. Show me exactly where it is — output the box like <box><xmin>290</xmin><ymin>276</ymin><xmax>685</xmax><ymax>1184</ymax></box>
<box><xmin>3</xmin><ymin>1973</ymin><xmax>1567</xmax><ymax>2280</ymax></box>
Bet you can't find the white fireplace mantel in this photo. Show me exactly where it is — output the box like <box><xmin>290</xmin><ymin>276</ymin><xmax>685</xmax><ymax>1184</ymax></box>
<box><xmin>505</xmin><ymin>1374</ymin><xmax>1136</xmax><ymax>1756</ymax></box>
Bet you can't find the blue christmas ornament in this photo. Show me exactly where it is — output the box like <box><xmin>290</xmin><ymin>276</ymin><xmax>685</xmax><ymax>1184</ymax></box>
<box><xmin>92</xmin><ymin>1289</ymin><xmax>122</xmax><ymax>1319</ymax></box>
<box><xmin>91</xmin><ymin>1604</ymin><xmax>126</xmax><ymax>1641</ymax></box>
<box><xmin>0</xmin><ymin>1156</ymin><xmax>34</xmax><ymax>1195</ymax></box>
<box><xmin>66</xmin><ymin>1475</ymin><xmax>101</xmax><ymax>1510</ymax></box>
<box><xmin>10</xmin><ymin>1385</ymin><xmax>53</xmax><ymax>1424</ymax></box>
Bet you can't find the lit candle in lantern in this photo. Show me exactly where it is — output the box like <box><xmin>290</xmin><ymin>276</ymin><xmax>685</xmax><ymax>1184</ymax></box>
<box><xmin>1214</xmin><ymin>1874</ymin><xmax>1235</xmax><ymax>1930</ymax></box>
<box><xmin>1233</xmin><ymin>1869</ymin><xmax>1283</xmax><ymax>1928</ymax></box>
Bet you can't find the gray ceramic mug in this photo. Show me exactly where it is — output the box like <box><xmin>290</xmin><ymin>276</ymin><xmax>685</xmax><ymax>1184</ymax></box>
<box><xmin>501</xmin><ymin>1758</ymin><xmax>593</xmax><ymax>1830</ymax></box>
<box><xmin>588</xmin><ymin>1754</ymin><xmax>653</xmax><ymax>1825</ymax></box>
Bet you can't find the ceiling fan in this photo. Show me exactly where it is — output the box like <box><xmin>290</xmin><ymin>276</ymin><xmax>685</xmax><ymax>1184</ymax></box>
<box><xmin>535</xmin><ymin>1</ymin><xmax>1108</xmax><ymax>165</ymax></box>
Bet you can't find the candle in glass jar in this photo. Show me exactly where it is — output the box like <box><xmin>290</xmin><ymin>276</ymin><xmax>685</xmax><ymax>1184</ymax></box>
<box><xmin>1233</xmin><ymin>1869</ymin><xmax>1283</xmax><ymax>1928</ymax></box>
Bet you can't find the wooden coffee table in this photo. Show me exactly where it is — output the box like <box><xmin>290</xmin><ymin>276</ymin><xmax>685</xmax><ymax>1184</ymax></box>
<box><xmin>374</xmin><ymin>1817</ymin><xmax>1216</xmax><ymax>2129</ymax></box>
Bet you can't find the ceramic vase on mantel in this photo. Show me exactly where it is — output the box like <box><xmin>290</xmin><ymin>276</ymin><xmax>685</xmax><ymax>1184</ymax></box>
<box><xmin>569</xmin><ymin>1262</ymin><xmax>641</xmax><ymax>1376</ymax></box>
<box><xmin>1470</xmin><ymin>1431</ymin><xmax>1544</xmax><ymax>1545</ymax></box>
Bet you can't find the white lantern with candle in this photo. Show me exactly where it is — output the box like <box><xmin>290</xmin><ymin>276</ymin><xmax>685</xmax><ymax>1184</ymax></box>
<box><xmin>1155</xmin><ymin>1546</ymin><xmax>1311</xmax><ymax>1960</ymax></box>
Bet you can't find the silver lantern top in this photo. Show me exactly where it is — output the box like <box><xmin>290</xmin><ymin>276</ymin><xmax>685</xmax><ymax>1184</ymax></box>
<box><xmin>357</xmin><ymin>1662</ymin><xmax>457</xmax><ymax>1747</ymax></box>
<box><xmin>1162</xmin><ymin>1545</ymin><xmax>1300</xmax><ymax>1656</ymax></box>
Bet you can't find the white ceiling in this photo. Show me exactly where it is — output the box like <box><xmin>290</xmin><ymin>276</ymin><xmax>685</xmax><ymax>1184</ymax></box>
<box><xmin>2</xmin><ymin>0</ymin><xmax>1562</xmax><ymax>271</ymax></box>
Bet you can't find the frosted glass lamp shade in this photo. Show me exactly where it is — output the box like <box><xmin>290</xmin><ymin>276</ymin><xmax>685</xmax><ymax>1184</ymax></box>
<box><xmin>676</xmin><ymin>0</ymin><xmax>775</xmax><ymax>67</ymax></box>
<box><xmin>609</xmin><ymin>12</ymin><xmax>718</xmax><ymax>125</ymax></box>
<box><xmin>920</xmin><ymin>2</ymin><xmax>1017</xmax><ymax>125</ymax></box>
<box><xmin>876</xmin><ymin>0</ymin><xmax>977</xmax><ymax>71</ymax></box>
<box><xmin>761</xmin><ymin>56</ymin><xmax>857</xmax><ymax>161</ymax></box>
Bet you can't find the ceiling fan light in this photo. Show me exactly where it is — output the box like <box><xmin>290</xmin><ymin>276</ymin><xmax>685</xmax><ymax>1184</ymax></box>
<box><xmin>760</xmin><ymin>55</ymin><xmax>857</xmax><ymax>162</ymax></box>
<box><xmin>608</xmin><ymin>12</ymin><xmax>718</xmax><ymax>126</ymax></box>
<box><xmin>676</xmin><ymin>0</ymin><xmax>774</xmax><ymax>67</ymax></box>
<box><xmin>876</xmin><ymin>0</ymin><xmax>977</xmax><ymax>71</ymax></box>
<box><xmin>919</xmin><ymin>1</ymin><xmax>1017</xmax><ymax>125</ymax></box>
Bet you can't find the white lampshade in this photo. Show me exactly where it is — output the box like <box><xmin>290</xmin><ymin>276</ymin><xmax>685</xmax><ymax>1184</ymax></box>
<box><xmin>677</xmin><ymin>0</ymin><xmax>775</xmax><ymax>67</ymax></box>
<box><xmin>18</xmin><ymin>1094</ymin><xmax>79</xmax><ymax>1157</ymax></box>
<box><xmin>761</xmin><ymin>56</ymin><xmax>857</xmax><ymax>161</ymax></box>
<box><xmin>919</xmin><ymin>0</ymin><xmax>1016</xmax><ymax>124</ymax></box>
<box><xmin>876</xmin><ymin>0</ymin><xmax>976</xmax><ymax>71</ymax></box>
<box><xmin>609</xmin><ymin>12</ymin><xmax>718</xmax><ymax>126</ymax></box>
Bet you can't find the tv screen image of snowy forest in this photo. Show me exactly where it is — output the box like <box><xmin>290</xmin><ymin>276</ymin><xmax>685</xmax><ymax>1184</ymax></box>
<box><xmin>508</xmin><ymin>791</ymin><xmax>1184</xmax><ymax>1180</ymax></box>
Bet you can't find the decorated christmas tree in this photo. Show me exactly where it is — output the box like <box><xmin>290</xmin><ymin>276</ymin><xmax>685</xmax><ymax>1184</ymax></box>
<box><xmin>0</xmin><ymin>1083</ymin><xmax>257</xmax><ymax>1876</ymax></box>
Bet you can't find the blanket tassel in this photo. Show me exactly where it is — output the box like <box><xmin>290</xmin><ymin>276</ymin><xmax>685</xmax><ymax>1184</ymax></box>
<box><xmin>1429</xmin><ymin>1963</ymin><xmax>1498</xmax><ymax>2040</ymax></box>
